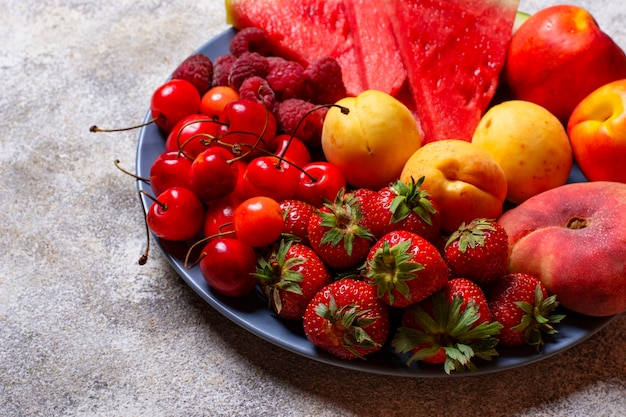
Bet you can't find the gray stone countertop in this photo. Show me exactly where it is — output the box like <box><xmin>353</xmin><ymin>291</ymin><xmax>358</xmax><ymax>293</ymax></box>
<box><xmin>1</xmin><ymin>1</ymin><xmax>624</xmax><ymax>416</ymax></box>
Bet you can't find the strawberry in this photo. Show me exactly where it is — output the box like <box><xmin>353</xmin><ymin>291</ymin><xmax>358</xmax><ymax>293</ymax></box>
<box><xmin>392</xmin><ymin>278</ymin><xmax>502</xmax><ymax>374</ymax></box>
<box><xmin>255</xmin><ymin>239</ymin><xmax>332</xmax><ymax>320</ymax></box>
<box><xmin>359</xmin><ymin>177</ymin><xmax>441</xmax><ymax>242</ymax></box>
<box><xmin>307</xmin><ymin>189</ymin><xmax>375</xmax><ymax>270</ymax></box>
<box><xmin>486</xmin><ymin>273</ymin><xmax>565</xmax><ymax>349</ymax></box>
<box><xmin>303</xmin><ymin>278</ymin><xmax>390</xmax><ymax>359</ymax></box>
<box><xmin>363</xmin><ymin>230</ymin><xmax>449</xmax><ymax>308</ymax></box>
<box><xmin>443</xmin><ymin>218</ymin><xmax>509</xmax><ymax>286</ymax></box>
<box><xmin>279</xmin><ymin>199</ymin><xmax>316</xmax><ymax>246</ymax></box>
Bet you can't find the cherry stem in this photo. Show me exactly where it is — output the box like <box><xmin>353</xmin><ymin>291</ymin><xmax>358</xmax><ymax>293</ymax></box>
<box><xmin>139</xmin><ymin>189</ymin><xmax>166</xmax><ymax>210</ymax></box>
<box><xmin>90</xmin><ymin>116</ymin><xmax>161</xmax><ymax>133</ymax></box>
<box><xmin>136</xmin><ymin>190</ymin><xmax>151</xmax><ymax>265</ymax></box>
<box><xmin>271</xmin><ymin>103</ymin><xmax>350</xmax><ymax>178</ymax></box>
<box><xmin>174</xmin><ymin>117</ymin><xmax>224</xmax><ymax>160</ymax></box>
<box><xmin>114</xmin><ymin>159</ymin><xmax>150</xmax><ymax>183</ymax></box>
<box><xmin>276</xmin><ymin>103</ymin><xmax>349</xmax><ymax>162</ymax></box>
<box><xmin>183</xmin><ymin>228</ymin><xmax>236</xmax><ymax>269</ymax></box>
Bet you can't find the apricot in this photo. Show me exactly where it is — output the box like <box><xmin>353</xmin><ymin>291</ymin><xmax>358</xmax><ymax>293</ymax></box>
<box><xmin>400</xmin><ymin>139</ymin><xmax>507</xmax><ymax>233</ymax></box>
<box><xmin>321</xmin><ymin>90</ymin><xmax>422</xmax><ymax>189</ymax></box>
<box><xmin>472</xmin><ymin>100</ymin><xmax>572</xmax><ymax>204</ymax></box>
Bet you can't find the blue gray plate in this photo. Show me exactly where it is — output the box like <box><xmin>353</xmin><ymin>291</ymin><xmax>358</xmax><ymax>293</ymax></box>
<box><xmin>135</xmin><ymin>28</ymin><xmax>616</xmax><ymax>377</ymax></box>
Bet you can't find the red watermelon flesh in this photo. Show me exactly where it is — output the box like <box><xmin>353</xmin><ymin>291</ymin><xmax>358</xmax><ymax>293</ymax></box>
<box><xmin>343</xmin><ymin>0</ymin><xmax>406</xmax><ymax>96</ymax></box>
<box><xmin>385</xmin><ymin>0</ymin><xmax>520</xmax><ymax>143</ymax></box>
<box><xmin>226</xmin><ymin>0</ymin><xmax>366</xmax><ymax>95</ymax></box>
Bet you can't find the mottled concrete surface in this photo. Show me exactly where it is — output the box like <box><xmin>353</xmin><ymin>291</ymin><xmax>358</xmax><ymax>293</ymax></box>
<box><xmin>1</xmin><ymin>1</ymin><xmax>624</xmax><ymax>416</ymax></box>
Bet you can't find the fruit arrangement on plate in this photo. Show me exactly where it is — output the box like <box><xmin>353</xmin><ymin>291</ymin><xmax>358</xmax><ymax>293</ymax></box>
<box><xmin>98</xmin><ymin>0</ymin><xmax>626</xmax><ymax>376</ymax></box>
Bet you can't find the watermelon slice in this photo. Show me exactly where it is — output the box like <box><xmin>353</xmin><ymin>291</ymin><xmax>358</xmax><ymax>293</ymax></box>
<box><xmin>226</xmin><ymin>0</ymin><xmax>520</xmax><ymax>142</ymax></box>
<box><xmin>342</xmin><ymin>0</ymin><xmax>406</xmax><ymax>96</ymax></box>
<box><xmin>385</xmin><ymin>0</ymin><xmax>520</xmax><ymax>143</ymax></box>
<box><xmin>226</xmin><ymin>0</ymin><xmax>366</xmax><ymax>95</ymax></box>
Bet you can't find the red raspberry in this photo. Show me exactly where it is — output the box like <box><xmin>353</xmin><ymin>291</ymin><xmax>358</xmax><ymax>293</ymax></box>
<box><xmin>171</xmin><ymin>54</ymin><xmax>214</xmax><ymax>96</ymax></box>
<box><xmin>239</xmin><ymin>76</ymin><xmax>276</xmax><ymax>109</ymax></box>
<box><xmin>228</xmin><ymin>52</ymin><xmax>269</xmax><ymax>90</ymax></box>
<box><xmin>266</xmin><ymin>56</ymin><xmax>289</xmax><ymax>72</ymax></box>
<box><xmin>230</xmin><ymin>27</ymin><xmax>273</xmax><ymax>57</ymax></box>
<box><xmin>274</xmin><ymin>99</ymin><xmax>328</xmax><ymax>147</ymax></box>
<box><xmin>212</xmin><ymin>54</ymin><xmax>236</xmax><ymax>87</ymax></box>
<box><xmin>303</xmin><ymin>56</ymin><xmax>347</xmax><ymax>104</ymax></box>
<box><xmin>267</xmin><ymin>60</ymin><xmax>305</xmax><ymax>101</ymax></box>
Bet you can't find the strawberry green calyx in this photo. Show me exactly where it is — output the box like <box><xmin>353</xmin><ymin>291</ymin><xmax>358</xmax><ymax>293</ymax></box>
<box><xmin>315</xmin><ymin>295</ymin><xmax>380</xmax><ymax>360</ymax></box>
<box><xmin>513</xmin><ymin>284</ymin><xmax>566</xmax><ymax>350</ymax></box>
<box><xmin>318</xmin><ymin>189</ymin><xmax>375</xmax><ymax>256</ymax></box>
<box><xmin>389</xmin><ymin>176</ymin><xmax>437</xmax><ymax>225</ymax></box>
<box><xmin>365</xmin><ymin>239</ymin><xmax>424</xmax><ymax>305</ymax></box>
<box><xmin>255</xmin><ymin>239</ymin><xmax>305</xmax><ymax>313</ymax></box>
<box><xmin>445</xmin><ymin>217</ymin><xmax>496</xmax><ymax>252</ymax></box>
<box><xmin>392</xmin><ymin>293</ymin><xmax>503</xmax><ymax>374</ymax></box>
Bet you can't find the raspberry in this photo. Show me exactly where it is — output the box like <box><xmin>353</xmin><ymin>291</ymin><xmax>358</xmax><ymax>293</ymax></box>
<box><xmin>230</xmin><ymin>27</ymin><xmax>273</xmax><ymax>57</ymax></box>
<box><xmin>212</xmin><ymin>54</ymin><xmax>237</xmax><ymax>87</ymax></box>
<box><xmin>171</xmin><ymin>54</ymin><xmax>214</xmax><ymax>96</ymax></box>
<box><xmin>266</xmin><ymin>60</ymin><xmax>305</xmax><ymax>101</ymax></box>
<box><xmin>274</xmin><ymin>99</ymin><xmax>328</xmax><ymax>147</ymax></box>
<box><xmin>239</xmin><ymin>76</ymin><xmax>276</xmax><ymax>109</ymax></box>
<box><xmin>266</xmin><ymin>56</ymin><xmax>289</xmax><ymax>72</ymax></box>
<box><xmin>228</xmin><ymin>52</ymin><xmax>269</xmax><ymax>90</ymax></box>
<box><xmin>303</xmin><ymin>56</ymin><xmax>347</xmax><ymax>104</ymax></box>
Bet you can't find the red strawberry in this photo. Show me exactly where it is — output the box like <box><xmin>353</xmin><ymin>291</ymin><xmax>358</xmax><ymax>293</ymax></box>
<box><xmin>363</xmin><ymin>230</ymin><xmax>449</xmax><ymax>308</ymax></box>
<box><xmin>359</xmin><ymin>177</ymin><xmax>441</xmax><ymax>242</ymax></box>
<box><xmin>350</xmin><ymin>187</ymin><xmax>379</xmax><ymax>229</ymax></box>
<box><xmin>443</xmin><ymin>218</ymin><xmax>509</xmax><ymax>286</ymax></box>
<box><xmin>392</xmin><ymin>278</ymin><xmax>502</xmax><ymax>374</ymax></box>
<box><xmin>307</xmin><ymin>190</ymin><xmax>375</xmax><ymax>270</ymax></box>
<box><xmin>279</xmin><ymin>199</ymin><xmax>316</xmax><ymax>246</ymax></box>
<box><xmin>303</xmin><ymin>278</ymin><xmax>390</xmax><ymax>359</ymax></box>
<box><xmin>486</xmin><ymin>273</ymin><xmax>565</xmax><ymax>349</ymax></box>
<box><xmin>255</xmin><ymin>239</ymin><xmax>332</xmax><ymax>321</ymax></box>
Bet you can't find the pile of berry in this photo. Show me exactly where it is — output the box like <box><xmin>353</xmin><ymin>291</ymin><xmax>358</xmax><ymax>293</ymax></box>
<box><xmin>128</xmin><ymin>27</ymin><xmax>566</xmax><ymax>374</ymax></box>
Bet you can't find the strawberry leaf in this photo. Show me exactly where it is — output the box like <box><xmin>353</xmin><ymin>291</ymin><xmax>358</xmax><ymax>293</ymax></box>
<box><xmin>389</xmin><ymin>177</ymin><xmax>436</xmax><ymax>225</ymax></box>
<box><xmin>510</xmin><ymin>284</ymin><xmax>566</xmax><ymax>350</ymax></box>
<box><xmin>317</xmin><ymin>189</ymin><xmax>374</xmax><ymax>257</ymax></box>
<box><xmin>445</xmin><ymin>218</ymin><xmax>497</xmax><ymax>252</ymax></box>
<box><xmin>365</xmin><ymin>239</ymin><xmax>424</xmax><ymax>305</ymax></box>
<box><xmin>393</xmin><ymin>292</ymin><xmax>502</xmax><ymax>373</ymax></box>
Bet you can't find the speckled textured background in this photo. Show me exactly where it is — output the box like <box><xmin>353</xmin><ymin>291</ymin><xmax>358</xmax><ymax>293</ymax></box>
<box><xmin>1</xmin><ymin>1</ymin><xmax>624</xmax><ymax>416</ymax></box>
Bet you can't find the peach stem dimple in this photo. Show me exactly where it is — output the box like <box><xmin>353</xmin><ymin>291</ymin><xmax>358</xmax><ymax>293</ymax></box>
<box><xmin>566</xmin><ymin>216</ymin><xmax>588</xmax><ymax>229</ymax></box>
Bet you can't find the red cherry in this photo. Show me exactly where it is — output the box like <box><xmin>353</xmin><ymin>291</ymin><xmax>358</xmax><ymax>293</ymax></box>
<box><xmin>188</xmin><ymin>147</ymin><xmax>238</xmax><ymax>202</ymax></box>
<box><xmin>199</xmin><ymin>238</ymin><xmax>259</xmax><ymax>297</ymax></box>
<box><xmin>294</xmin><ymin>161</ymin><xmax>347</xmax><ymax>207</ymax></box>
<box><xmin>151</xmin><ymin>79</ymin><xmax>201</xmax><ymax>132</ymax></box>
<box><xmin>241</xmin><ymin>156</ymin><xmax>300</xmax><ymax>201</ymax></box>
<box><xmin>202</xmin><ymin>194</ymin><xmax>241</xmax><ymax>239</ymax></box>
<box><xmin>271</xmin><ymin>134</ymin><xmax>312</xmax><ymax>167</ymax></box>
<box><xmin>200</xmin><ymin>85</ymin><xmax>240</xmax><ymax>119</ymax></box>
<box><xmin>146</xmin><ymin>187</ymin><xmax>205</xmax><ymax>241</ymax></box>
<box><xmin>164</xmin><ymin>114</ymin><xmax>218</xmax><ymax>159</ymax></box>
<box><xmin>149</xmin><ymin>151</ymin><xmax>193</xmax><ymax>197</ymax></box>
<box><xmin>217</xmin><ymin>99</ymin><xmax>277</xmax><ymax>159</ymax></box>
<box><xmin>233</xmin><ymin>196</ymin><xmax>284</xmax><ymax>247</ymax></box>
<box><xmin>231</xmin><ymin>159</ymin><xmax>249</xmax><ymax>202</ymax></box>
